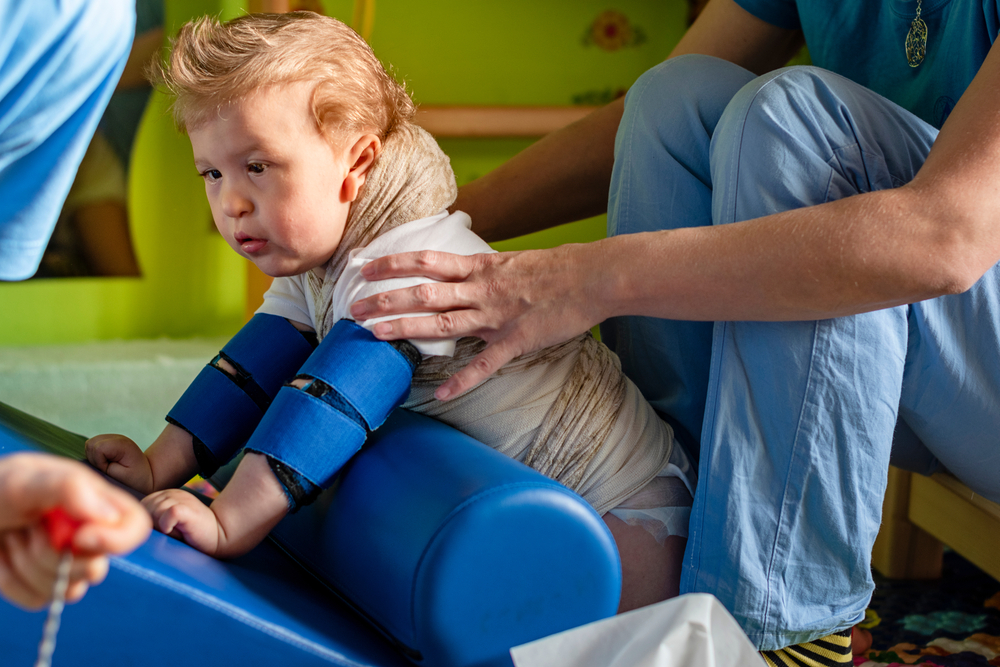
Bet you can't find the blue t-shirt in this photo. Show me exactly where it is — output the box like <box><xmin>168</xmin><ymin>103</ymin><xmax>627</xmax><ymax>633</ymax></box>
<box><xmin>735</xmin><ymin>0</ymin><xmax>1000</xmax><ymax>128</ymax></box>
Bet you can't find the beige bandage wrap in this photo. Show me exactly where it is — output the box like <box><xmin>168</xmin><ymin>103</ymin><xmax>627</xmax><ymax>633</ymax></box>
<box><xmin>307</xmin><ymin>123</ymin><xmax>673</xmax><ymax>514</ymax></box>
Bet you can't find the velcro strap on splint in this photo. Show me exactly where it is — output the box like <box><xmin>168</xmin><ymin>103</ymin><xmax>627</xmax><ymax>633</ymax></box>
<box><xmin>298</xmin><ymin>319</ymin><xmax>414</xmax><ymax>431</ymax></box>
<box><xmin>167</xmin><ymin>314</ymin><xmax>315</xmax><ymax>469</ymax></box>
<box><xmin>244</xmin><ymin>319</ymin><xmax>416</xmax><ymax>489</ymax></box>
<box><xmin>221</xmin><ymin>314</ymin><xmax>315</xmax><ymax>402</ymax></box>
<box><xmin>168</xmin><ymin>365</ymin><xmax>262</xmax><ymax>458</ymax></box>
<box><xmin>247</xmin><ymin>386</ymin><xmax>368</xmax><ymax>489</ymax></box>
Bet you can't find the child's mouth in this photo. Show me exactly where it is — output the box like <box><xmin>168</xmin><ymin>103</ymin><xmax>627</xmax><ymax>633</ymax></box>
<box><xmin>236</xmin><ymin>234</ymin><xmax>267</xmax><ymax>254</ymax></box>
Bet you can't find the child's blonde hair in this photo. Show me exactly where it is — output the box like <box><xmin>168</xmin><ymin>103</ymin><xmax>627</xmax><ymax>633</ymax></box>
<box><xmin>152</xmin><ymin>11</ymin><xmax>414</xmax><ymax>141</ymax></box>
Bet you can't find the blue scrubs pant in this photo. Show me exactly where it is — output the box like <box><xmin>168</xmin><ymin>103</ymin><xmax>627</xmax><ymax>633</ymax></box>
<box><xmin>0</xmin><ymin>0</ymin><xmax>134</xmax><ymax>280</ymax></box>
<box><xmin>603</xmin><ymin>55</ymin><xmax>1000</xmax><ymax>649</ymax></box>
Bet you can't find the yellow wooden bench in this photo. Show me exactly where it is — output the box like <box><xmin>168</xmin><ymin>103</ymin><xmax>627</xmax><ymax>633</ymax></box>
<box><xmin>873</xmin><ymin>466</ymin><xmax>1000</xmax><ymax>582</ymax></box>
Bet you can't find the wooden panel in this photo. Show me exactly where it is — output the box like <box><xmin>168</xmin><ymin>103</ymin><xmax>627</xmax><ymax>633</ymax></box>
<box><xmin>415</xmin><ymin>106</ymin><xmax>597</xmax><ymax>138</ymax></box>
<box><xmin>909</xmin><ymin>472</ymin><xmax>1000</xmax><ymax>582</ymax></box>
<box><xmin>245</xmin><ymin>261</ymin><xmax>273</xmax><ymax>322</ymax></box>
<box><xmin>247</xmin><ymin>0</ymin><xmax>290</xmax><ymax>12</ymax></box>
<box><xmin>872</xmin><ymin>466</ymin><xmax>943</xmax><ymax>579</ymax></box>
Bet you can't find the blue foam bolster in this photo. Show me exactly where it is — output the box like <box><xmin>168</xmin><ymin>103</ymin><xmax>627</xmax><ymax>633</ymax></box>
<box><xmin>299</xmin><ymin>320</ymin><xmax>412</xmax><ymax>431</ymax></box>
<box><xmin>268</xmin><ymin>410</ymin><xmax>622</xmax><ymax>667</ymax></box>
<box><xmin>0</xmin><ymin>401</ymin><xmax>427</xmax><ymax>667</ymax></box>
<box><xmin>167</xmin><ymin>365</ymin><xmax>262</xmax><ymax>462</ymax></box>
<box><xmin>223</xmin><ymin>314</ymin><xmax>315</xmax><ymax>397</ymax></box>
<box><xmin>244</xmin><ymin>385</ymin><xmax>366</xmax><ymax>488</ymax></box>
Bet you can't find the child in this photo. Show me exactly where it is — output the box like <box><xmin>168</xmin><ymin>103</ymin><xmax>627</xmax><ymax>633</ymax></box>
<box><xmin>85</xmin><ymin>12</ymin><xmax>694</xmax><ymax>612</ymax></box>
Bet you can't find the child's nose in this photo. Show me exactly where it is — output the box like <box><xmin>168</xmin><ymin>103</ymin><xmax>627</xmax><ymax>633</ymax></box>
<box><xmin>221</xmin><ymin>184</ymin><xmax>253</xmax><ymax>218</ymax></box>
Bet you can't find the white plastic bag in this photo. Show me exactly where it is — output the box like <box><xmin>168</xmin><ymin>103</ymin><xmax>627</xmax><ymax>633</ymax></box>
<box><xmin>510</xmin><ymin>594</ymin><xmax>765</xmax><ymax>667</ymax></box>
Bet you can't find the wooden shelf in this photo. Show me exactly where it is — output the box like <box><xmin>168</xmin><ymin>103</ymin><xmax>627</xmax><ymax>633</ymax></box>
<box><xmin>415</xmin><ymin>106</ymin><xmax>597</xmax><ymax>138</ymax></box>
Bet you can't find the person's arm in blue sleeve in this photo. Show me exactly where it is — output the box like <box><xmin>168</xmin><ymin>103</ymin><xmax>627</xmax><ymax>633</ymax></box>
<box><xmin>0</xmin><ymin>0</ymin><xmax>135</xmax><ymax>280</ymax></box>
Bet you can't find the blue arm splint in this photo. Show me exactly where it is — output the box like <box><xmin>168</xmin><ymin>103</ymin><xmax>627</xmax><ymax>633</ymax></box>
<box><xmin>245</xmin><ymin>320</ymin><xmax>418</xmax><ymax>496</ymax></box>
<box><xmin>167</xmin><ymin>314</ymin><xmax>315</xmax><ymax>475</ymax></box>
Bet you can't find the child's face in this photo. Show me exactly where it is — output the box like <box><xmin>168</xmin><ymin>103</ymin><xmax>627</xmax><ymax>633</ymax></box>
<box><xmin>189</xmin><ymin>82</ymin><xmax>356</xmax><ymax>277</ymax></box>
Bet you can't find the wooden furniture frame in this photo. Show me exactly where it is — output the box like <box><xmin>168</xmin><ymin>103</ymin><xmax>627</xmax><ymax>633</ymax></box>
<box><xmin>873</xmin><ymin>466</ymin><xmax>1000</xmax><ymax>582</ymax></box>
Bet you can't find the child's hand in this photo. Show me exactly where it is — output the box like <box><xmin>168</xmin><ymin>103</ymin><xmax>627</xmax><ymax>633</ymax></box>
<box><xmin>142</xmin><ymin>489</ymin><xmax>220</xmax><ymax>557</ymax></box>
<box><xmin>85</xmin><ymin>434</ymin><xmax>153</xmax><ymax>494</ymax></box>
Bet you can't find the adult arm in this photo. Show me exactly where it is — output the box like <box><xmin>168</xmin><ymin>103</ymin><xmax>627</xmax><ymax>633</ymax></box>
<box><xmin>354</xmin><ymin>0</ymin><xmax>1000</xmax><ymax>399</ymax></box>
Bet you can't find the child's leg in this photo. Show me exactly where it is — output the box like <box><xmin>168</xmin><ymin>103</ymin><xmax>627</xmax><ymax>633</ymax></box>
<box><xmin>603</xmin><ymin>441</ymin><xmax>695</xmax><ymax>613</ymax></box>
<box><xmin>603</xmin><ymin>513</ymin><xmax>685</xmax><ymax>612</ymax></box>
<box><xmin>142</xmin><ymin>452</ymin><xmax>288</xmax><ymax>559</ymax></box>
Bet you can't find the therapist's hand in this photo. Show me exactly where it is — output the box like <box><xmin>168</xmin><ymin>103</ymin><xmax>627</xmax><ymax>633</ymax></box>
<box><xmin>0</xmin><ymin>453</ymin><xmax>152</xmax><ymax>610</ymax></box>
<box><xmin>350</xmin><ymin>244</ymin><xmax>609</xmax><ymax>399</ymax></box>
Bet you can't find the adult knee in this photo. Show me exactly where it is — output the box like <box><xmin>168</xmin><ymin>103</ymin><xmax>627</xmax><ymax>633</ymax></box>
<box><xmin>710</xmin><ymin>67</ymin><xmax>871</xmax><ymax>224</ymax></box>
<box><xmin>623</xmin><ymin>55</ymin><xmax>756</xmax><ymax>148</ymax></box>
<box><xmin>710</xmin><ymin>65</ymin><xmax>937</xmax><ymax>227</ymax></box>
<box><xmin>611</xmin><ymin>56</ymin><xmax>756</xmax><ymax>236</ymax></box>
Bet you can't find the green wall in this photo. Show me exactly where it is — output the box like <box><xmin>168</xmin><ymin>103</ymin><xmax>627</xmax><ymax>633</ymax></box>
<box><xmin>0</xmin><ymin>0</ymin><xmax>687</xmax><ymax>346</ymax></box>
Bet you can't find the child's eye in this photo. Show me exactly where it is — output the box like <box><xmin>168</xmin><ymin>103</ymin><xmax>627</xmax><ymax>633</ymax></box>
<box><xmin>200</xmin><ymin>169</ymin><xmax>222</xmax><ymax>182</ymax></box>
<box><xmin>248</xmin><ymin>163</ymin><xmax>266</xmax><ymax>174</ymax></box>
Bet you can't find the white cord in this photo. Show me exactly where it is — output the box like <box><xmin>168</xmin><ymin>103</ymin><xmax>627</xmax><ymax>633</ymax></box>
<box><xmin>35</xmin><ymin>551</ymin><xmax>72</xmax><ymax>667</ymax></box>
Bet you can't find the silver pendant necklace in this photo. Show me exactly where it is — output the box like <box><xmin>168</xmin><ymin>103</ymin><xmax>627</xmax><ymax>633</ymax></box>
<box><xmin>905</xmin><ymin>0</ymin><xmax>928</xmax><ymax>67</ymax></box>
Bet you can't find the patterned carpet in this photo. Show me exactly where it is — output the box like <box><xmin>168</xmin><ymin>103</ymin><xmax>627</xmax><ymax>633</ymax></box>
<box><xmin>859</xmin><ymin>552</ymin><xmax>1000</xmax><ymax>666</ymax></box>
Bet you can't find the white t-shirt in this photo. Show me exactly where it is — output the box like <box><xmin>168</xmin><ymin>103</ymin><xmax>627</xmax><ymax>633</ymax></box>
<box><xmin>257</xmin><ymin>211</ymin><xmax>492</xmax><ymax>357</ymax></box>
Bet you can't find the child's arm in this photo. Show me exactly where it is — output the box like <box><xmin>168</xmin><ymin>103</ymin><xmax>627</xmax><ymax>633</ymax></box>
<box><xmin>141</xmin><ymin>452</ymin><xmax>287</xmax><ymax>559</ymax></box>
<box><xmin>85</xmin><ymin>355</ymin><xmax>240</xmax><ymax>494</ymax></box>
<box><xmin>86</xmin><ymin>315</ymin><xmax>316</xmax><ymax>494</ymax></box>
<box><xmin>147</xmin><ymin>319</ymin><xmax>418</xmax><ymax>558</ymax></box>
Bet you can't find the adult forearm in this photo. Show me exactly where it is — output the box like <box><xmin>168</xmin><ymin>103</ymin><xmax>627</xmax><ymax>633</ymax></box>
<box><xmin>351</xmin><ymin>177</ymin><xmax>987</xmax><ymax>399</ymax></box>
<box><xmin>600</xmin><ymin>185</ymin><xmax>981</xmax><ymax>323</ymax></box>
<box><xmin>454</xmin><ymin>97</ymin><xmax>624</xmax><ymax>243</ymax></box>
<box><xmin>454</xmin><ymin>0</ymin><xmax>805</xmax><ymax>245</ymax></box>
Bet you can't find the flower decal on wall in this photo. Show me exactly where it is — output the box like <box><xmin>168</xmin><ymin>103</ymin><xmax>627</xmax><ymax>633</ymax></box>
<box><xmin>582</xmin><ymin>10</ymin><xmax>646</xmax><ymax>51</ymax></box>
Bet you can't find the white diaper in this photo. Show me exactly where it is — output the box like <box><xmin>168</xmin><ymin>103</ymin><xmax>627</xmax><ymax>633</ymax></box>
<box><xmin>605</xmin><ymin>438</ymin><xmax>695</xmax><ymax>545</ymax></box>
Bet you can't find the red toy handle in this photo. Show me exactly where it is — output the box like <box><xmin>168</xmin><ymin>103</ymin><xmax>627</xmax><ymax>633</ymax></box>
<box><xmin>41</xmin><ymin>508</ymin><xmax>83</xmax><ymax>553</ymax></box>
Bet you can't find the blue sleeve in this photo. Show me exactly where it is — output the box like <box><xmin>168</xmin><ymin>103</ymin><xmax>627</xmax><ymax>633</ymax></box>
<box><xmin>733</xmin><ymin>0</ymin><xmax>801</xmax><ymax>31</ymax></box>
<box><xmin>0</xmin><ymin>0</ymin><xmax>135</xmax><ymax>280</ymax></box>
<box><xmin>988</xmin><ymin>0</ymin><xmax>1000</xmax><ymax>43</ymax></box>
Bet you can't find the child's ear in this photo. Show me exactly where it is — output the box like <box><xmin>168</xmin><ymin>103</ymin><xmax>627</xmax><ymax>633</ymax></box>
<box><xmin>342</xmin><ymin>134</ymin><xmax>381</xmax><ymax>202</ymax></box>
